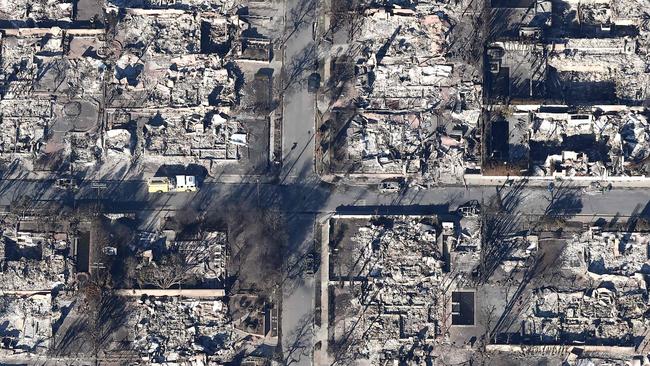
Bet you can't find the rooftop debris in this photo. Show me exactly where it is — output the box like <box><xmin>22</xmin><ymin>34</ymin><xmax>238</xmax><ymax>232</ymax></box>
<box><xmin>130</xmin><ymin>296</ymin><xmax>238</xmax><ymax>365</ymax></box>
<box><xmin>0</xmin><ymin>294</ymin><xmax>55</xmax><ymax>355</ymax></box>
<box><xmin>0</xmin><ymin>206</ymin><xmax>268</xmax><ymax>364</ymax></box>
<box><xmin>0</xmin><ymin>231</ymin><xmax>74</xmax><ymax>291</ymax></box>
<box><xmin>492</xmin><ymin>107</ymin><xmax>650</xmax><ymax>177</ymax></box>
<box><xmin>325</xmin><ymin>214</ymin><xmax>482</xmax><ymax>364</ymax></box>
<box><xmin>0</xmin><ymin>6</ymin><xmax>261</xmax><ymax>174</ymax></box>
<box><xmin>325</xmin><ymin>4</ymin><xmax>482</xmax><ymax>183</ymax></box>
<box><xmin>484</xmin><ymin>0</ymin><xmax>650</xmax><ymax>179</ymax></box>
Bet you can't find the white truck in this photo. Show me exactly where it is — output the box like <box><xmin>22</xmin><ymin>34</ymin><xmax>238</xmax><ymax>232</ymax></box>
<box><xmin>147</xmin><ymin>175</ymin><xmax>198</xmax><ymax>193</ymax></box>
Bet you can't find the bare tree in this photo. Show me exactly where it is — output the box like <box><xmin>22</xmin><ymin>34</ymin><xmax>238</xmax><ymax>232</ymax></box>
<box><xmin>324</xmin><ymin>0</ymin><xmax>365</xmax><ymax>43</ymax></box>
<box><xmin>138</xmin><ymin>251</ymin><xmax>198</xmax><ymax>289</ymax></box>
<box><xmin>282</xmin><ymin>314</ymin><xmax>314</xmax><ymax>365</ymax></box>
<box><xmin>122</xmin><ymin>256</ymin><xmax>140</xmax><ymax>288</ymax></box>
<box><xmin>477</xmin><ymin>181</ymin><xmax>527</xmax><ymax>283</ymax></box>
<box><xmin>54</xmin><ymin>269</ymin><xmax>134</xmax><ymax>363</ymax></box>
<box><xmin>283</xmin><ymin>0</ymin><xmax>317</xmax><ymax>45</ymax></box>
<box><xmin>479</xmin><ymin>304</ymin><xmax>498</xmax><ymax>349</ymax></box>
<box><xmin>282</xmin><ymin>44</ymin><xmax>317</xmax><ymax>93</ymax></box>
<box><xmin>537</xmin><ymin>181</ymin><xmax>583</xmax><ymax>229</ymax></box>
<box><xmin>82</xmin><ymin>282</ymin><xmax>106</xmax><ymax>363</ymax></box>
<box><xmin>226</xmin><ymin>206</ymin><xmax>287</xmax><ymax>297</ymax></box>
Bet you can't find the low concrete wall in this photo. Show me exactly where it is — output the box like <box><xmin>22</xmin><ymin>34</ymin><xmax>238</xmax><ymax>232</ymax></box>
<box><xmin>0</xmin><ymin>290</ymin><xmax>51</xmax><ymax>296</ymax></box>
<box><xmin>464</xmin><ymin>174</ymin><xmax>650</xmax><ymax>188</ymax></box>
<box><xmin>115</xmin><ymin>289</ymin><xmax>225</xmax><ymax>298</ymax></box>
<box><xmin>486</xmin><ymin>344</ymin><xmax>636</xmax><ymax>355</ymax></box>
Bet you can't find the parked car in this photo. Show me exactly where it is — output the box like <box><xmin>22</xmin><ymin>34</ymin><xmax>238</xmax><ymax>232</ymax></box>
<box><xmin>457</xmin><ymin>200</ymin><xmax>481</xmax><ymax>217</ymax></box>
<box><xmin>379</xmin><ymin>180</ymin><xmax>403</xmax><ymax>193</ymax></box>
<box><xmin>304</xmin><ymin>252</ymin><xmax>315</xmax><ymax>275</ymax></box>
<box><xmin>308</xmin><ymin>72</ymin><xmax>321</xmax><ymax>93</ymax></box>
<box><xmin>583</xmin><ymin>181</ymin><xmax>612</xmax><ymax>195</ymax></box>
<box><xmin>55</xmin><ymin>178</ymin><xmax>78</xmax><ymax>190</ymax></box>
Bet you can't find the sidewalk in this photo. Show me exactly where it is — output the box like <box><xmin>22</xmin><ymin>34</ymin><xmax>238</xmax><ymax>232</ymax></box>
<box><xmin>463</xmin><ymin>174</ymin><xmax>650</xmax><ymax>188</ymax></box>
<box><xmin>313</xmin><ymin>214</ymin><xmax>331</xmax><ymax>366</ymax></box>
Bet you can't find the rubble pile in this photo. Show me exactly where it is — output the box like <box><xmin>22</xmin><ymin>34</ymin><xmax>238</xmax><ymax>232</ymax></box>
<box><xmin>344</xmin><ymin>110</ymin><xmax>479</xmax><ymax>181</ymax></box>
<box><xmin>325</xmin><ymin>214</ymin><xmax>488</xmax><ymax>364</ymax></box>
<box><xmin>358</xmin><ymin>8</ymin><xmax>449</xmax><ymax>55</ymax></box>
<box><xmin>70</xmin><ymin>133</ymin><xmax>100</xmax><ymax>167</ymax></box>
<box><xmin>0</xmin><ymin>5</ymin><xmax>251</xmax><ymax>174</ymax></box>
<box><xmin>105</xmin><ymin>128</ymin><xmax>134</xmax><ymax>157</ymax></box>
<box><xmin>0</xmin><ymin>232</ymin><xmax>73</xmax><ymax>291</ymax></box>
<box><xmin>108</xmin><ymin>0</ymin><xmax>237</xmax><ymax>12</ymax></box>
<box><xmin>547</xmin><ymin>47</ymin><xmax>648</xmax><ymax>102</ymax></box>
<box><xmin>325</xmin><ymin>213</ymin><xmax>650</xmax><ymax>364</ymax></box>
<box><xmin>131</xmin><ymin>229</ymin><xmax>229</xmax><ymax>286</ymax></box>
<box><xmin>330</xmin><ymin>216</ymin><xmax>447</xmax><ymax>363</ymax></box>
<box><xmin>520</xmin><ymin>279</ymin><xmax>647</xmax><ymax>345</ymax></box>
<box><xmin>0</xmin><ymin>100</ymin><xmax>49</xmax><ymax>155</ymax></box>
<box><xmin>111</xmin><ymin>12</ymin><xmax>241</xmax><ymax>106</ymax></box>
<box><xmin>0</xmin><ymin>0</ymin><xmax>275</xmax><ymax>352</ymax></box>
<box><xmin>355</xmin><ymin>8</ymin><xmax>453</xmax><ymax>110</ymax></box>
<box><xmin>611</xmin><ymin>0</ymin><xmax>647</xmax><ymax>25</ymax></box>
<box><xmin>579</xmin><ymin>3</ymin><xmax>613</xmax><ymax>25</ymax></box>
<box><xmin>109</xmin><ymin>53</ymin><xmax>242</xmax><ymax>167</ymax></box>
<box><xmin>0</xmin><ymin>294</ymin><xmax>56</xmax><ymax>355</ymax></box>
<box><xmin>456</xmin><ymin>215</ymin><xmax>481</xmax><ymax>249</ymax></box>
<box><xmin>600</xmin><ymin>111</ymin><xmax>650</xmax><ymax>174</ymax></box>
<box><xmin>0</xmin><ymin>0</ymin><xmax>72</xmax><ymax>21</ymax></box>
<box><xmin>116</xmin><ymin>11</ymin><xmax>202</xmax><ymax>56</ymax></box>
<box><xmin>497</xmin><ymin>225</ymin><xmax>650</xmax><ymax>348</ymax></box>
<box><xmin>346</xmin><ymin>112</ymin><xmax>427</xmax><ymax>174</ymax></box>
<box><xmin>426</xmin><ymin>115</ymin><xmax>481</xmax><ymax>183</ymax></box>
<box><xmin>0</xmin><ymin>29</ymin><xmax>106</xmax><ymax>170</ymax></box>
<box><xmin>330</xmin><ymin>4</ymin><xmax>481</xmax><ymax>183</ymax></box>
<box><xmin>121</xmin><ymin>57</ymin><xmax>237</xmax><ymax>109</ymax></box>
<box><xmin>142</xmin><ymin>112</ymin><xmax>245</xmax><ymax>164</ymax></box>
<box><xmin>175</xmin><ymin>231</ymin><xmax>229</xmax><ymax>282</ymax></box>
<box><xmin>106</xmin><ymin>10</ymin><xmax>248</xmax><ymax>170</ymax></box>
<box><xmin>525</xmin><ymin>109</ymin><xmax>650</xmax><ymax>177</ymax></box>
<box><xmin>569</xmin><ymin>227</ymin><xmax>650</xmax><ymax>276</ymax></box>
<box><xmin>0</xmin><ymin>211</ymin><xmax>251</xmax><ymax>364</ymax></box>
<box><xmin>131</xmin><ymin>296</ymin><xmax>237</xmax><ymax>364</ymax></box>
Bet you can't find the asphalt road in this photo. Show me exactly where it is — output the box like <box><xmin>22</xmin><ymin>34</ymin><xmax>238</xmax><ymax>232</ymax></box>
<box><xmin>3</xmin><ymin>177</ymin><xmax>650</xmax><ymax>366</ymax></box>
<box><xmin>280</xmin><ymin>0</ymin><xmax>317</xmax><ymax>185</ymax></box>
<box><xmin>4</xmin><ymin>178</ymin><xmax>650</xmax><ymax>218</ymax></box>
<box><xmin>279</xmin><ymin>0</ymin><xmax>319</xmax><ymax>361</ymax></box>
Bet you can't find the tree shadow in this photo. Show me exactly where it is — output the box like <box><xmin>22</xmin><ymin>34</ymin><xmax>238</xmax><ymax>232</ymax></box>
<box><xmin>476</xmin><ymin>179</ymin><xmax>529</xmax><ymax>283</ymax></box>
<box><xmin>539</xmin><ymin>181</ymin><xmax>583</xmax><ymax>227</ymax></box>
<box><xmin>282</xmin><ymin>313</ymin><xmax>314</xmax><ymax>365</ymax></box>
